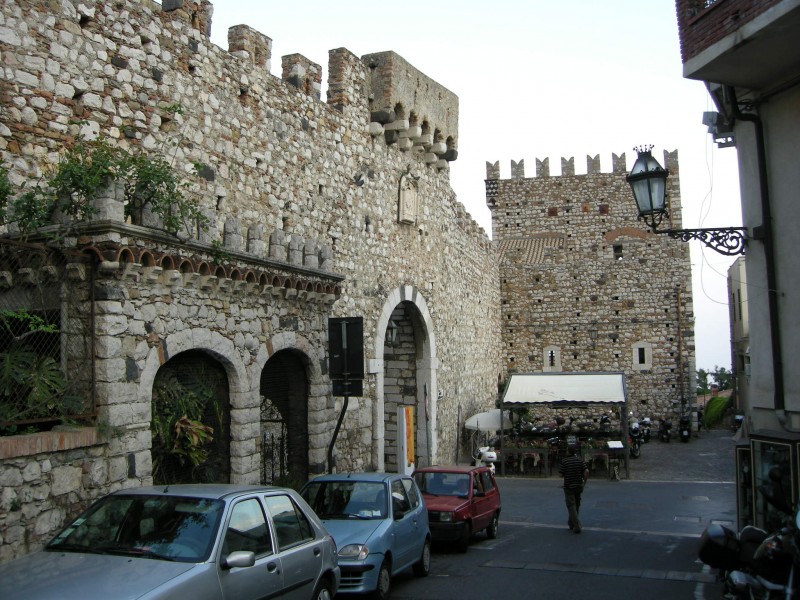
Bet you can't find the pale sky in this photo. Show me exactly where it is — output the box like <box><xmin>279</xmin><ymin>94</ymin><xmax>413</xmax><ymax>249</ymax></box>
<box><xmin>207</xmin><ymin>1</ymin><xmax>742</xmax><ymax>372</ymax></box>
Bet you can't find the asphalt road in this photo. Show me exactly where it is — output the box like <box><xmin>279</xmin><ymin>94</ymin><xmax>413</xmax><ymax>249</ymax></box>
<box><xmin>365</xmin><ymin>429</ymin><xmax>738</xmax><ymax>600</ymax></box>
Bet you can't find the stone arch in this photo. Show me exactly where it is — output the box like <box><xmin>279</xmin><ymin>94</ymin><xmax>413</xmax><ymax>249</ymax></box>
<box><xmin>370</xmin><ymin>285</ymin><xmax>438</xmax><ymax>472</ymax></box>
<box><xmin>254</xmin><ymin>331</ymin><xmax>327</xmax><ymax>482</ymax></box>
<box><xmin>139</xmin><ymin>329</ymin><xmax>253</xmax><ymax>482</ymax></box>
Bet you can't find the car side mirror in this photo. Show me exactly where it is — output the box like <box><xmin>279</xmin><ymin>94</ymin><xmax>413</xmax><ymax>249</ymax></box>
<box><xmin>221</xmin><ymin>550</ymin><xmax>256</xmax><ymax>570</ymax></box>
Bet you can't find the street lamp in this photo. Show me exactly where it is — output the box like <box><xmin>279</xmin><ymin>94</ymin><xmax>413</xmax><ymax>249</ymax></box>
<box><xmin>626</xmin><ymin>146</ymin><xmax>747</xmax><ymax>256</ymax></box>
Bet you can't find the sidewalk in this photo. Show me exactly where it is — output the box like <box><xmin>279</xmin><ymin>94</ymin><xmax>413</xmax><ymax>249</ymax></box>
<box><xmin>626</xmin><ymin>427</ymin><xmax>736</xmax><ymax>482</ymax></box>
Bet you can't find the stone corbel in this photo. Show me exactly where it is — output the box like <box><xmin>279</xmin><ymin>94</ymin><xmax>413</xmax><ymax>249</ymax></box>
<box><xmin>199</xmin><ymin>275</ymin><xmax>218</xmax><ymax>290</ymax></box>
<box><xmin>284</xmin><ymin>287</ymin><xmax>298</xmax><ymax>300</ymax></box>
<box><xmin>423</xmin><ymin>153</ymin><xmax>438</xmax><ymax>164</ymax></box>
<box><xmin>398</xmin><ymin>138</ymin><xmax>413</xmax><ymax>152</ymax></box>
<box><xmin>399</xmin><ymin>125</ymin><xmax>422</xmax><ymax>139</ymax></box>
<box><xmin>0</xmin><ymin>271</ymin><xmax>12</xmax><ymax>288</ymax></box>
<box><xmin>385</xmin><ymin>119</ymin><xmax>410</xmax><ymax>132</ymax></box>
<box><xmin>430</xmin><ymin>142</ymin><xmax>447</xmax><ymax>155</ymax></box>
<box><xmin>161</xmin><ymin>269</ymin><xmax>182</xmax><ymax>287</ymax></box>
<box><xmin>96</xmin><ymin>262</ymin><xmax>120</xmax><ymax>277</ymax></box>
<box><xmin>232</xmin><ymin>280</ymin><xmax>248</xmax><ymax>294</ymax></box>
<box><xmin>436</xmin><ymin>159</ymin><xmax>450</xmax><ymax>171</ymax></box>
<box><xmin>143</xmin><ymin>266</ymin><xmax>163</xmax><ymax>284</ymax></box>
<box><xmin>182</xmin><ymin>272</ymin><xmax>200</xmax><ymax>288</ymax></box>
<box><xmin>66</xmin><ymin>263</ymin><xmax>87</xmax><ymax>281</ymax></box>
<box><xmin>121</xmin><ymin>263</ymin><xmax>142</xmax><ymax>282</ymax></box>
<box><xmin>368</xmin><ymin>122</ymin><xmax>384</xmax><ymax>137</ymax></box>
<box><xmin>217</xmin><ymin>278</ymin><xmax>233</xmax><ymax>293</ymax></box>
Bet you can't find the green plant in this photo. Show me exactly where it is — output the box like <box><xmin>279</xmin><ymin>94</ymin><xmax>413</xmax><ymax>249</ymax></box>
<box><xmin>172</xmin><ymin>415</ymin><xmax>214</xmax><ymax>467</ymax></box>
<box><xmin>703</xmin><ymin>395</ymin><xmax>732</xmax><ymax>428</ymax></box>
<box><xmin>0</xmin><ymin>309</ymin><xmax>84</xmax><ymax>429</ymax></box>
<box><xmin>0</xmin><ymin>166</ymin><xmax>12</xmax><ymax>221</ymax></box>
<box><xmin>151</xmin><ymin>371</ymin><xmax>220</xmax><ymax>484</ymax></box>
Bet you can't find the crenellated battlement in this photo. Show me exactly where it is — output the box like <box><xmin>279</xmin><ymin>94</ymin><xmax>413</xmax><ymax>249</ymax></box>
<box><xmin>486</xmin><ymin>150</ymin><xmax>678</xmax><ymax>180</ymax></box>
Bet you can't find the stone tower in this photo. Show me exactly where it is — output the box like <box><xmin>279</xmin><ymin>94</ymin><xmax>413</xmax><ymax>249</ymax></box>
<box><xmin>486</xmin><ymin>152</ymin><xmax>696</xmax><ymax>419</ymax></box>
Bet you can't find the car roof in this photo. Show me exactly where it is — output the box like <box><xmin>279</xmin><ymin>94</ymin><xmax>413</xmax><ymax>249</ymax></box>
<box><xmin>305</xmin><ymin>472</ymin><xmax>401</xmax><ymax>484</ymax></box>
<box><xmin>413</xmin><ymin>465</ymin><xmax>489</xmax><ymax>474</ymax></box>
<box><xmin>111</xmin><ymin>484</ymin><xmax>292</xmax><ymax>501</ymax></box>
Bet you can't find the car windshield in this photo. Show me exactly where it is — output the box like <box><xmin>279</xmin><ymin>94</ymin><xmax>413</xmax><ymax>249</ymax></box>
<box><xmin>46</xmin><ymin>494</ymin><xmax>225</xmax><ymax>563</ymax></box>
<box><xmin>414</xmin><ymin>472</ymin><xmax>471</xmax><ymax>497</ymax></box>
<box><xmin>302</xmin><ymin>481</ymin><xmax>387</xmax><ymax>519</ymax></box>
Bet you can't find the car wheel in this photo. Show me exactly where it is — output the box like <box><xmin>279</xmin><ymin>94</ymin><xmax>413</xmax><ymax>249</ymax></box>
<box><xmin>457</xmin><ymin>522</ymin><xmax>471</xmax><ymax>553</ymax></box>
<box><xmin>312</xmin><ymin>579</ymin><xmax>332</xmax><ymax>600</ymax></box>
<box><xmin>373</xmin><ymin>559</ymin><xmax>391</xmax><ymax>600</ymax></box>
<box><xmin>487</xmin><ymin>512</ymin><xmax>499</xmax><ymax>539</ymax></box>
<box><xmin>412</xmin><ymin>539</ymin><xmax>431</xmax><ymax>577</ymax></box>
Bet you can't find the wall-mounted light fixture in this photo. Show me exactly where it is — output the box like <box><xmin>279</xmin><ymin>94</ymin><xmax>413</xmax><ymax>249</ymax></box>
<box><xmin>387</xmin><ymin>319</ymin><xmax>399</xmax><ymax>346</ymax></box>
<box><xmin>626</xmin><ymin>146</ymin><xmax>747</xmax><ymax>256</ymax></box>
<box><xmin>588</xmin><ymin>328</ymin><xmax>598</xmax><ymax>349</ymax></box>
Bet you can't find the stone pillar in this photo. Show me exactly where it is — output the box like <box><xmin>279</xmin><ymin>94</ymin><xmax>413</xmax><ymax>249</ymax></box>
<box><xmin>228</xmin><ymin>25</ymin><xmax>272</xmax><ymax>70</ymax></box>
<box><xmin>288</xmin><ymin>234</ymin><xmax>304</xmax><ymax>266</ymax></box>
<box><xmin>282</xmin><ymin>54</ymin><xmax>322</xmax><ymax>100</ymax></box>
<box><xmin>327</xmin><ymin>48</ymin><xmax>366</xmax><ymax>110</ymax></box>
<box><xmin>536</xmin><ymin>158</ymin><xmax>550</xmax><ymax>177</ymax></box>
<box><xmin>224</xmin><ymin>217</ymin><xmax>243</xmax><ymax>251</ymax></box>
<box><xmin>269</xmin><ymin>229</ymin><xmax>287</xmax><ymax>262</ymax></box>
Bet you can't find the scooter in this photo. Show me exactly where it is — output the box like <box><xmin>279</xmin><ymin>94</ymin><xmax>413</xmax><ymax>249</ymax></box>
<box><xmin>473</xmin><ymin>446</ymin><xmax>498</xmax><ymax>473</ymax></box>
<box><xmin>628</xmin><ymin>420</ymin><xmax>642</xmax><ymax>458</ymax></box>
<box><xmin>679</xmin><ymin>414</ymin><xmax>691</xmax><ymax>443</ymax></box>
<box><xmin>698</xmin><ymin>466</ymin><xmax>796</xmax><ymax>599</ymax></box>
<box><xmin>641</xmin><ymin>417</ymin><xmax>652</xmax><ymax>443</ymax></box>
<box><xmin>658</xmin><ymin>418</ymin><xmax>672</xmax><ymax>443</ymax></box>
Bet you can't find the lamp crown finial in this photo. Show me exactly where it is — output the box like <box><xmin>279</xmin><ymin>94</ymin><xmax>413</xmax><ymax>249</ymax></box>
<box><xmin>634</xmin><ymin>144</ymin><xmax>654</xmax><ymax>155</ymax></box>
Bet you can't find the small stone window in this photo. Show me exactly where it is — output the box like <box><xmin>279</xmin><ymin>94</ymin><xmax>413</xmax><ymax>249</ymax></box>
<box><xmin>543</xmin><ymin>345</ymin><xmax>561</xmax><ymax>372</ymax></box>
<box><xmin>613</xmin><ymin>245</ymin><xmax>623</xmax><ymax>261</ymax></box>
<box><xmin>631</xmin><ymin>341</ymin><xmax>653</xmax><ymax>371</ymax></box>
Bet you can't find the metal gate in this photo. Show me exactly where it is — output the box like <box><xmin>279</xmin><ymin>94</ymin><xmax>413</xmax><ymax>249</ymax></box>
<box><xmin>260</xmin><ymin>398</ymin><xmax>288</xmax><ymax>485</ymax></box>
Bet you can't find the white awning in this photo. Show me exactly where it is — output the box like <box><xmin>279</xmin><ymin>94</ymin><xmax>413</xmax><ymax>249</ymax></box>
<box><xmin>502</xmin><ymin>373</ymin><xmax>626</xmax><ymax>405</ymax></box>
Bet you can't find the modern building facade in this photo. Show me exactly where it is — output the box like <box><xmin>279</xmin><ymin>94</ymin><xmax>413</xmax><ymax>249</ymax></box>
<box><xmin>676</xmin><ymin>0</ymin><xmax>800</xmax><ymax>529</ymax></box>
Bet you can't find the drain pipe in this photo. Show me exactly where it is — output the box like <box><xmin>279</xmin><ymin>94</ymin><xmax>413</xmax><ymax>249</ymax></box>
<box><xmin>727</xmin><ymin>87</ymin><xmax>791</xmax><ymax>429</ymax></box>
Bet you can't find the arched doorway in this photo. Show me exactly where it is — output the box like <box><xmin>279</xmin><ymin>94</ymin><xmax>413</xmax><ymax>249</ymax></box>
<box><xmin>260</xmin><ymin>349</ymin><xmax>310</xmax><ymax>486</ymax></box>
<box><xmin>150</xmin><ymin>350</ymin><xmax>230</xmax><ymax>484</ymax></box>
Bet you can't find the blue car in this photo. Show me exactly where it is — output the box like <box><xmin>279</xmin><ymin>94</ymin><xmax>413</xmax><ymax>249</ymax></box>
<box><xmin>301</xmin><ymin>472</ymin><xmax>430</xmax><ymax>599</ymax></box>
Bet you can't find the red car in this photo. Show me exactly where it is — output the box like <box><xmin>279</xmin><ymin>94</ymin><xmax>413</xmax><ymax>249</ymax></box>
<box><xmin>413</xmin><ymin>465</ymin><xmax>501</xmax><ymax>552</ymax></box>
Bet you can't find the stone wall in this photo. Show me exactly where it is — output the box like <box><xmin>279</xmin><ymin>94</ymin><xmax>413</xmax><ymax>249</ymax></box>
<box><xmin>487</xmin><ymin>152</ymin><xmax>696</xmax><ymax>419</ymax></box>
<box><xmin>0</xmin><ymin>0</ymin><xmax>502</xmax><ymax>561</ymax></box>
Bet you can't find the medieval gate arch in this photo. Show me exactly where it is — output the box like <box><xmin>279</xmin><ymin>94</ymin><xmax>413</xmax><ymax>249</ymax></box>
<box><xmin>370</xmin><ymin>285</ymin><xmax>438</xmax><ymax>472</ymax></box>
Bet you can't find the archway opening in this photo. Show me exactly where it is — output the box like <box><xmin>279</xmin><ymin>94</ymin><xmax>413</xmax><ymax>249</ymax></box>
<box><xmin>260</xmin><ymin>349</ymin><xmax>310</xmax><ymax>486</ymax></box>
<box><xmin>383</xmin><ymin>301</ymin><xmax>429</xmax><ymax>472</ymax></box>
<box><xmin>151</xmin><ymin>350</ymin><xmax>230</xmax><ymax>484</ymax></box>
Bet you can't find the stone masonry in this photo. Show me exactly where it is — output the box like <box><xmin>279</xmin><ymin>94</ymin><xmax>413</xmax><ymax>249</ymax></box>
<box><xmin>0</xmin><ymin>0</ymin><xmax>502</xmax><ymax>561</ymax></box>
<box><xmin>487</xmin><ymin>152</ymin><xmax>696</xmax><ymax>421</ymax></box>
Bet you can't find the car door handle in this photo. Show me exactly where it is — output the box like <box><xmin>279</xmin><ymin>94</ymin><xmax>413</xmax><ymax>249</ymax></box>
<box><xmin>314</xmin><ymin>547</ymin><xmax>321</xmax><ymax>557</ymax></box>
<box><xmin>266</xmin><ymin>562</ymin><xmax>279</xmax><ymax>573</ymax></box>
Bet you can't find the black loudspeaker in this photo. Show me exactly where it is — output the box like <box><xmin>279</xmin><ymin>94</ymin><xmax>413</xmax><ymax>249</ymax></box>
<box><xmin>329</xmin><ymin>317</ymin><xmax>364</xmax><ymax>397</ymax></box>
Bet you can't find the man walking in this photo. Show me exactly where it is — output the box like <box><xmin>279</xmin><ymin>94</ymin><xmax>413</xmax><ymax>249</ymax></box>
<box><xmin>559</xmin><ymin>444</ymin><xmax>589</xmax><ymax>534</ymax></box>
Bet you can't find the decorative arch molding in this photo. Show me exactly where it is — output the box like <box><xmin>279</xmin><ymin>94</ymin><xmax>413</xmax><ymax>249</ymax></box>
<box><xmin>369</xmin><ymin>285</ymin><xmax>439</xmax><ymax>471</ymax></box>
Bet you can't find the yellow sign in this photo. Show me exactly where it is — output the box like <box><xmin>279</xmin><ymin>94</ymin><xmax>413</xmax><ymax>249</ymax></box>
<box><xmin>405</xmin><ymin>406</ymin><xmax>415</xmax><ymax>467</ymax></box>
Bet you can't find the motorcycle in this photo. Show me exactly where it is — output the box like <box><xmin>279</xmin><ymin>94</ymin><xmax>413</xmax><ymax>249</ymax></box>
<box><xmin>699</xmin><ymin>466</ymin><xmax>797</xmax><ymax>599</ymax></box>
<box><xmin>473</xmin><ymin>446</ymin><xmax>498</xmax><ymax>473</ymax></box>
<box><xmin>628</xmin><ymin>419</ymin><xmax>642</xmax><ymax>458</ymax></box>
<box><xmin>641</xmin><ymin>417</ymin><xmax>652</xmax><ymax>443</ymax></box>
<box><xmin>679</xmin><ymin>414</ymin><xmax>691</xmax><ymax>443</ymax></box>
<box><xmin>658</xmin><ymin>418</ymin><xmax>672</xmax><ymax>443</ymax></box>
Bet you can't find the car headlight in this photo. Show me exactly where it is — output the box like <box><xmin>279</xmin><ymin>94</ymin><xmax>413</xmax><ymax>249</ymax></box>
<box><xmin>339</xmin><ymin>544</ymin><xmax>369</xmax><ymax>560</ymax></box>
<box><xmin>438</xmin><ymin>512</ymin><xmax>454</xmax><ymax>522</ymax></box>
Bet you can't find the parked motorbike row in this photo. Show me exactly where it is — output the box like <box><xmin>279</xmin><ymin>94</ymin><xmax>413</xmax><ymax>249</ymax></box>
<box><xmin>627</xmin><ymin>413</ymin><xmax>693</xmax><ymax>458</ymax></box>
<box><xmin>699</xmin><ymin>467</ymin><xmax>799</xmax><ymax>599</ymax></box>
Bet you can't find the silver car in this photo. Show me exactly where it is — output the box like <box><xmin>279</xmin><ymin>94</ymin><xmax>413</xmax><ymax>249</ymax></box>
<box><xmin>0</xmin><ymin>484</ymin><xmax>340</xmax><ymax>600</ymax></box>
